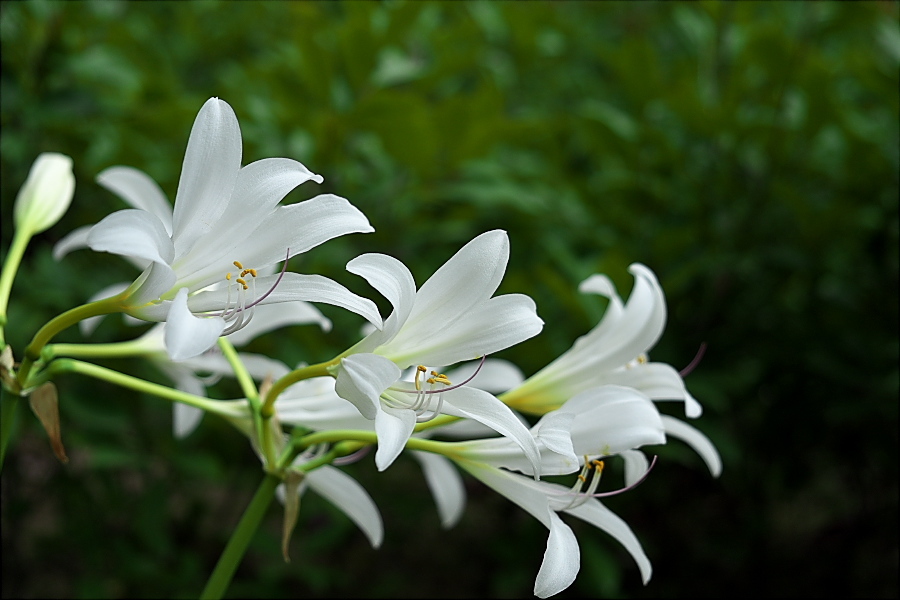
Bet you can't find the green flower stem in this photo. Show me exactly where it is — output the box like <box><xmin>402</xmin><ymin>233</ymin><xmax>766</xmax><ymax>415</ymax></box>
<box><xmin>413</xmin><ymin>413</ymin><xmax>459</xmax><ymax>433</ymax></box>
<box><xmin>200</xmin><ymin>473</ymin><xmax>281</xmax><ymax>600</ymax></box>
<box><xmin>39</xmin><ymin>358</ymin><xmax>249</xmax><ymax>421</ymax></box>
<box><xmin>0</xmin><ymin>387</ymin><xmax>18</xmax><ymax>471</ymax></box>
<box><xmin>217</xmin><ymin>337</ymin><xmax>258</xmax><ymax>404</ymax></box>
<box><xmin>16</xmin><ymin>294</ymin><xmax>127</xmax><ymax>388</ymax></box>
<box><xmin>262</xmin><ymin>360</ymin><xmax>335</xmax><ymax>418</ymax></box>
<box><xmin>45</xmin><ymin>338</ymin><xmax>157</xmax><ymax>361</ymax></box>
<box><xmin>291</xmin><ymin>429</ymin><xmax>449</xmax><ymax>458</ymax></box>
<box><xmin>0</xmin><ymin>228</ymin><xmax>33</xmax><ymax>343</ymax></box>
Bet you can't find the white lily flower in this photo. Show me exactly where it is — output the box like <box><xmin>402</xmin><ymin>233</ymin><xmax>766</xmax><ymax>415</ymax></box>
<box><xmin>457</xmin><ymin>458</ymin><xmax>652</xmax><ymax>598</ymax></box>
<box><xmin>328</xmin><ymin>230</ymin><xmax>545</xmax><ymax>472</ymax></box>
<box><xmin>14</xmin><ymin>152</ymin><xmax>75</xmax><ymax>236</ymax></box>
<box><xmin>71</xmin><ymin>97</ymin><xmax>380</xmax><ymax>360</ymax></box>
<box><xmin>503</xmin><ymin>263</ymin><xmax>703</xmax><ymax>418</ymax></box>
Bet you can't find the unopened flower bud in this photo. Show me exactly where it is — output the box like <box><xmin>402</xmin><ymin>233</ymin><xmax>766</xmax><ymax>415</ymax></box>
<box><xmin>14</xmin><ymin>153</ymin><xmax>75</xmax><ymax>235</ymax></box>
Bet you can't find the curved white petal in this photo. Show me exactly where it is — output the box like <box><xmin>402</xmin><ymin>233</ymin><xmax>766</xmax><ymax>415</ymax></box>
<box><xmin>164</xmin><ymin>288</ymin><xmax>226</xmax><ymax>361</ymax></box>
<box><xmin>306</xmin><ymin>465</ymin><xmax>384</xmax><ymax>548</ymax></box>
<box><xmin>413</xmin><ymin>451</ymin><xmax>467</xmax><ymax>529</ymax></box>
<box><xmin>334</xmin><ymin>354</ymin><xmax>400</xmax><ymax>420</ymax></box>
<box><xmin>661</xmin><ymin>415</ymin><xmax>722</xmax><ymax>477</ymax></box>
<box><xmin>217</xmin><ymin>157</ymin><xmax>322</xmax><ymax>232</ymax></box>
<box><xmin>87</xmin><ymin>209</ymin><xmax>175</xmax><ymax>266</ymax></box>
<box><xmin>620</xmin><ymin>450</ymin><xmax>651</xmax><ymax>487</ymax></box>
<box><xmin>560</xmin><ymin>386</ymin><xmax>666</xmax><ymax>456</ymax></box>
<box><xmin>443</xmin><ymin>386</ymin><xmax>543</xmax><ymax>477</ymax></box>
<box><xmin>373</xmin><ymin>404</ymin><xmax>417</xmax><ymax>471</ymax></box>
<box><xmin>565</xmin><ymin>499</ymin><xmax>652</xmax><ymax>585</ymax></box>
<box><xmin>401</xmin><ymin>229</ymin><xmax>510</xmax><ymax>338</ymax></box>
<box><xmin>383</xmin><ymin>294</ymin><xmax>543</xmax><ymax>368</ymax></box>
<box><xmin>535</xmin><ymin>512</ymin><xmax>581</xmax><ymax>598</ymax></box>
<box><xmin>96</xmin><ymin>166</ymin><xmax>173</xmax><ymax>234</ymax></box>
<box><xmin>173</xmin><ymin>403</ymin><xmax>205</xmax><ymax>438</ymax></box>
<box><xmin>172</xmin><ymin>98</ymin><xmax>241</xmax><ymax>254</ymax></box>
<box><xmin>52</xmin><ymin>225</ymin><xmax>93</xmax><ymax>260</ymax></box>
<box><xmin>347</xmin><ymin>252</ymin><xmax>416</xmax><ymax>342</ymax></box>
<box><xmin>599</xmin><ymin>362</ymin><xmax>702</xmax><ymax>417</ymax></box>
<box><xmin>127</xmin><ymin>261</ymin><xmax>178</xmax><ymax>308</ymax></box>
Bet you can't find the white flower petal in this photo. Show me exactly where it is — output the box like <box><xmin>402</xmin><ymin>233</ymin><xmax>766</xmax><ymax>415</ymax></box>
<box><xmin>601</xmin><ymin>362</ymin><xmax>703</xmax><ymax>418</ymax></box>
<box><xmin>413</xmin><ymin>451</ymin><xmax>467</xmax><ymax>529</ymax></box>
<box><xmin>373</xmin><ymin>405</ymin><xmax>417</xmax><ymax>471</ymax></box>
<box><xmin>661</xmin><ymin>415</ymin><xmax>722</xmax><ymax>477</ymax></box>
<box><xmin>334</xmin><ymin>354</ymin><xmax>400</xmax><ymax>420</ymax></box>
<box><xmin>127</xmin><ymin>261</ymin><xmax>178</xmax><ymax>308</ymax></box>
<box><xmin>306</xmin><ymin>465</ymin><xmax>384</xmax><ymax>548</ymax></box>
<box><xmin>565</xmin><ymin>499</ymin><xmax>652</xmax><ymax>584</ymax></box>
<box><xmin>443</xmin><ymin>386</ymin><xmax>543</xmax><ymax>477</ymax></box>
<box><xmin>347</xmin><ymin>252</ymin><xmax>416</xmax><ymax>342</ymax></box>
<box><xmin>164</xmin><ymin>288</ymin><xmax>226</xmax><ymax>361</ymax></box>
<box><xmin>87</xmin><ymin>209</ymin><xmax>175</xmax><ymax>266</ymax></box>
<box><xmin>401</xmin><ymin>229</ymin><xmax>510</xmax><ymax>337</ymax></box>
<box><xmin>384</xmin><ymin>294</ymin><xmax>543</xmax><ymax>368</ymax></box>
<box><xmin>560</xmin><ymin>386</ymin><xmax>666</xmax><ymax>456</ymax></box>
<box><xmin>173</xmin><ymin>403</ymin><xmax>205</xmax><ymax>438</ymax></box>
<box><xmin>172</xmin><ymin>98</ymin><xmax>241</xmax><ymax>254</ymax></box>
<box><xmin>96</xmin><ymin>166</ymin><xmax>174</xmax><ymax>234</ymax></box>
<box><xmin>52</xmin><ymin>225</ymin><xmax>93</xmax><ymax>261</ymax></box>
<box><xmin>534</xmin><ymin>512</ymin><xmax>581</xmax><ymax>598</ymax></box>
<box><xmin>620</xmin><ymin>449</ymin><xmax>651</xmax><ymax>487</ymax></box>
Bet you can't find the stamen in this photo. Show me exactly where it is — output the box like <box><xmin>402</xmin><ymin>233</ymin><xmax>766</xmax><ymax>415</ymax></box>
<box><xmin>680</xmin><ymin>342</ymin><xmax>707</xmax><ymax>377</ymax></box>
<box><xmin>550</xmin><ymin>455</ymin><xmax>658</xmax><ymax>510</ymax></box>
<box><xmin>233</xmin><ymin>260</ymin><xmax>244</xmax><ymax>269</ymax></box>
<box><xmin>333</xmin><ymin>445</ymin><xmax>372</xmax><ymax>466</ymax></box>
<box><xmin>226</xmin><ymin>273</ymin><xmax>232</xmax><ymax>281</ymax></box>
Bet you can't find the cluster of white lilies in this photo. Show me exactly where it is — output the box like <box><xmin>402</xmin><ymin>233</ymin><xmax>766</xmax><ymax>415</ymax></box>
<box><xmin>1</xmin><ymin>98</ymin><xmax>720</xmax><ymax>599</ymax></box>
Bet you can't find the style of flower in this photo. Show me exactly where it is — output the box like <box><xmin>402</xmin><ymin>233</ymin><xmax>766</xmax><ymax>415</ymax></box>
<box><xmin>64</xmin><ymin>97</ymin><xmax>380</xmax><ymax>360</ymax></box>
<box><xmin>327</xmin><ymin>230</ymin><xmax>546</xmax><ymax>472</ymax></box>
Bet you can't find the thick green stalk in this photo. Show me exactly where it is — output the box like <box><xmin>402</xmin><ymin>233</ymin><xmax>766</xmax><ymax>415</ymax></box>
<box><xmin>39</xmin><ymin>359</ymin><xmax>249</xmax><ymax>421</ymax></box>
<box><xmin>200</xmin><ymin>473</ymin><xmax>281</xmax><ymax>600</ymax></box>
<box><xmin>17</xmin><ymin>295</ymin><xmax>127</xmax><ymax>388</ymax></box>
<box><xmin>262</xmin><ymin>360</ymin><xmax>334</xmax><ymax>417</ymax></box>
<box><xmin>0</xmin><ymin>227</ymin><xmax>33</xmax><ymax>344</ymax></box>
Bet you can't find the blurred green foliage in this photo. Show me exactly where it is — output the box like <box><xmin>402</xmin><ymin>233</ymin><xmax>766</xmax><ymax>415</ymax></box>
<box><xmin>1</xmin><ymin>1</ymin><xmax>897</xmax><ymax>598</ymax></box>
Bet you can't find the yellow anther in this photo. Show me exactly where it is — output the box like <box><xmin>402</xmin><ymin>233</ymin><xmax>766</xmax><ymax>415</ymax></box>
<box><xmin>240</xmin><ymin>269</ymin><xmax>251</xmax><ymax>277</ymax></box>
<box><xmin>237</xmin><ymin>278</ymin><xmax>248</xmax><ymax>290</ymax></box>
<box><xmin>592</xmin><ymin>460</ymin><xmax>605</xmax><ymax>474</ymax></box>
<box><xmin>637</xmin><ymin>354</ymin><xmax>648</xmax><ymax>364</ymax></box>
<box><xmin>248</xmin><ymin>268</ymin><xmax>257</xmax><ymax>277</ymax></box>
<box><xmin>226</xmin><ymin>273</ymin><xmax>232</xmax><ymax>280</ymax></box>
<box><xmin>417</xmin><ymin>366</ymin><xmax>427</xmax><ymax>372</ymax></box>
<box><xmin>431</xmin><ymin>370</ymin><xmax>439</xmax><ymax>376</ymax></box>
<box><xmin>426</xmin><ymin>378</ymin><xmax>435</xmax><ymax>385</ymax></box>
<box><xmin>233</xmin><ymin>260</ymin><xmax>244</xmax><ymax>269</ymax></box>
<box><xmin>577</xmin><ymin>473</ymin><xmax>587</xmax><ymax>483</ymax></box>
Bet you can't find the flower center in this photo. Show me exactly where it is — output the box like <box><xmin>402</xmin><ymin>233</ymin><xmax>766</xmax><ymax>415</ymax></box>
<box><xmin>549</xmin><ymin>455</ymin><xmax>658</xmax><ymax>510</ymax></box>
<box><xmin>384</xmin><ymin>356</ymin><xmax>487</xmax><ymax>423</ymax></box>
<box><xmin>215</xmin><ymin>250</ymin><xmax>290</xmax><ymax>335</ymax></box>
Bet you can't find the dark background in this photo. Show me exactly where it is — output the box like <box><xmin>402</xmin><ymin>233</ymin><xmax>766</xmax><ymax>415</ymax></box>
<box><xmin>1</xmin><ymin>2</ymin><xmax>897</xmax><ymax>598</ymax></box>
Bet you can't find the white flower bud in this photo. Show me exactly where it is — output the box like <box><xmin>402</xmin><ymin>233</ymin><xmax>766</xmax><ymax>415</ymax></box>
<box><xmin>14</xmin><ymin>152</ymin><xmax>75</xmax><ymax>235</ymax></box>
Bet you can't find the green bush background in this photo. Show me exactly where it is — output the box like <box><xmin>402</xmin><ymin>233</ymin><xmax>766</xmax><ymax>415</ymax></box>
<box><xmin>1</xmin><ymin>1</ymin><xmax>897</xmax><ymax>598</ymax></box>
